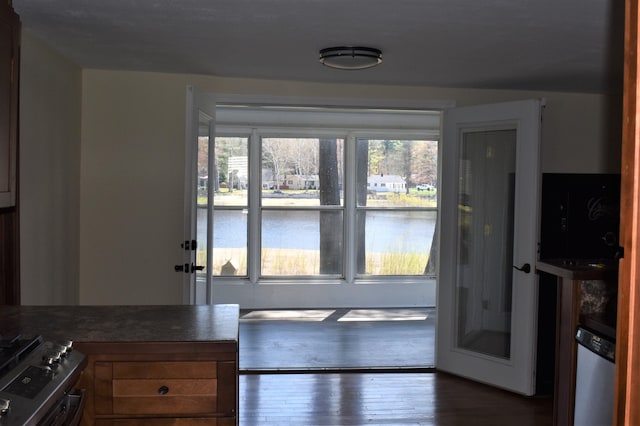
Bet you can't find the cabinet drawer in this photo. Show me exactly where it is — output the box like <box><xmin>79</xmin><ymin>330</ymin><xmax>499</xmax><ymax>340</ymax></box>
<box><xmin>113</xmin><ymin>378</ymin><xmax>217</xmax><ymax>415</ymax></box>
<box><xmin>113</xmin><ymin>361</ymin><xmax>217</xmax><ymax>379</ymax></box>
<box><xmin>95</xmin><ymin>361</ymin><xmax>227</xmax><ymax>416</ymax></box>
<box><xmin>95</xmin><ymin>418</ymin><xmax>236</xmax><ymax>426</ymax></box>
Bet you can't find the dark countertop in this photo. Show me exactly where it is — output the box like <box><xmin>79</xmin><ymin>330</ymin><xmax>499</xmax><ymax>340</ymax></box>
<box><xmin>0</xmin><ymin>304</ymin><xmax>239</xmax><ymax>343</ymax></box>
<box><xmin>537</xmin><ymin>259</ymin><xmax>618</xmax><ymax>340</ymax></box>
<box><xmin>536</xmin><ymin>259</ymin><xmax>618</xmax><ymax>280</ymax></box>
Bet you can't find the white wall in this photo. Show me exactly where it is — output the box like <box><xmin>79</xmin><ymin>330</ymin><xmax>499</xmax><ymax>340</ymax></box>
<box><xmin>77</xmin><ymin>70</ymin><xmax>620</xmax><ymax>305</ymax></box>
<box><xmin>19</xmin><ymin>31</ymin><xmax>82</xmax><ymax>305</ymax></box>
<box><xmin>79</xmin><ymin>71</ymin><xmax>188</xmax><ymax>304</ymax></box>
<box><xmin>18</xmin><ymin>31</ymin><xmax>621</xmax><ymax>306</ymax></box>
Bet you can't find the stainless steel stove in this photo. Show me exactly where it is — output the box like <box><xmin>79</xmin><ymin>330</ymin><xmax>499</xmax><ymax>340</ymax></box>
<box><xmin>0</xmin><ymin>335</ymin><xmax>86</xmax><ymax>425</ymax></box>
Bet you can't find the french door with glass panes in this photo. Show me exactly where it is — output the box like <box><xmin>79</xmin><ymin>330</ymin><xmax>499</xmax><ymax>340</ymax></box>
<box><xmin>182</xmin><ymin>87</ymin><xmax>218</xmax><ymax>304</ymax></box>
<box><xmin>437</xmin><ymin>99</ymin><xmax>542</xmax><ymax>395</ymax></box>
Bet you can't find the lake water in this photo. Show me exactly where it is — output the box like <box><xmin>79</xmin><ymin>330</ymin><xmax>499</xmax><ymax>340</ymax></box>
<box><xmin>198</xmin><ymin>209</ymin><xmax>437</xmax><ymax>253</ymax></box>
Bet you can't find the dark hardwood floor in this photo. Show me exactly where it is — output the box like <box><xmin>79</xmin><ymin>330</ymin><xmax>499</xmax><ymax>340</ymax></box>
<box><xmin>239</xmin><ymin>372</ymin><xmax>553</xmax><ymax>425</ymax></box>
<box><xmin>238</xmin><ymin>309</ymin><xmax>553</xmax><ymax>425</ymax></box>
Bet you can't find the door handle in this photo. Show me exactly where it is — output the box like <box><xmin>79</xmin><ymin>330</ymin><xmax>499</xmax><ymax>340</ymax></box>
<box><xmin>513</xmin><ymin>263</ymin><xmax>531</xmax><ymax>273</ymax></box>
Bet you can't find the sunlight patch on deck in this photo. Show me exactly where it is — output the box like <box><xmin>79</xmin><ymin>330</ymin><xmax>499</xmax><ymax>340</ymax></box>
<box><xmin>241</xmin><ymin>310</ymin><xmax>336</xmax><ymax>321</ymax></box>
<box><xmin>338</xmin><ymin>309</ymin><xmax>428</xmax><ymax>322</ymax></box>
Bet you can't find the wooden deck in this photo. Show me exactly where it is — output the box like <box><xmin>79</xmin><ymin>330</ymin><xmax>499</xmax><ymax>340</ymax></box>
<box><xmin>240</xmin><ymin>308</ymin><xmax>435</xmax><ymax>371</ymax></box>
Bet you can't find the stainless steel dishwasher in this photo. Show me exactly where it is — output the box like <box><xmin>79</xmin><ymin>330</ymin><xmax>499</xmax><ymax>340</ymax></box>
<box><xmin>573</xmin><ymin>327</ymin><xmax>616</xmax><ymax>426</ymax></box>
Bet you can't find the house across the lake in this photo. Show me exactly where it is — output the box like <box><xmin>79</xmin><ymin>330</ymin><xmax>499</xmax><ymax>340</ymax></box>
<box><xmin>283</xmin><ymin>174</ymin><xmax>319</xmax><ymax>190</ymax></box>
<box><xmin>367</xmin><ymin>174</ymin><xmax>406</xmax><ymax>193</ymax></box>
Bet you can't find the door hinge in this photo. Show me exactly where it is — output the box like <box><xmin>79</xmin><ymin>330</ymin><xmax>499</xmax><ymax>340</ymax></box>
<box><xmin>181</xmin><ymin>240</ymin><xmax>197</xmax><ymax>251</ymax></box>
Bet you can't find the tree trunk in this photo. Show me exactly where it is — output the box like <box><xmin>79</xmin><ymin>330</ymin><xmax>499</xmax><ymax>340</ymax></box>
<box><xmin>404</xmin><ymin>142</ymin><xmax>412</xmax><ymax>194</ymax></box>
<box><xmin>425</xmin><ymin>224</ymin><xmax>438</xmax><ymax>275</ymax></box>
<box><xmin>319</xmin><ymin>139</ymin><xmax>342</xmax><ymax>274</ymax></box>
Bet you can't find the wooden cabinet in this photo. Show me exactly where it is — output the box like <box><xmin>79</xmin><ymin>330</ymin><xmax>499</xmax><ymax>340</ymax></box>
<box><xmin>0</xmin><ymin>0</ymin><xmax>20</xmax><ymax>305</ymax></box>
<box><xmin>94</xmin><ymin>420</ymin><xmax>235</xmax><ymax>426</ymax></box>
<box><xmin>0</xmin><ymin>0</ymin><xmax>19</xmax><ymax>208</ymax></box>
<box><xmin>97</xmin><ymin>361</ymin><xmax>222</xmax><ymax>416</ymax></box>
<box><xmin>0</xmin><ymin>305</ymin><xmax>240</xmax><ymax>425</ymax></box>
<box><xmin>536</xmin><ymin>261</ymin><xmax>617</xmax><ymax>426</ymax></box>
<box><xmin>75</xmin><ymin>340</ymin><xmax>239</xmax><ymax>426</ymax></box>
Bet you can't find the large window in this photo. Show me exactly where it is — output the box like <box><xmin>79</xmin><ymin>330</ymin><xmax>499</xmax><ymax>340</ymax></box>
<box><xmin>207</xmin><ymin>137</ymin><xmax>249</xmax><ymax>276</ymax></box>
<box><xmin>261</xmin><ymin>137</ymin><xmax>345</xmax><ymax>276</ymax></box>
<box><xmin>199</xmin><ymin>106</ymin><xmax>439</xmax><ymax>284</ymax></box>
<box><xmin>355</xmin><ymin>139</ymin><xmax>437</xmax><ymax>276</ymax></box>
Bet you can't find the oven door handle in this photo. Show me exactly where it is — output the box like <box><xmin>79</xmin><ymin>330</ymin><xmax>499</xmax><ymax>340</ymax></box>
<box><xmin>65</xmin><ymin>389</ymin><xmax>86</xmax><ymax>426</ymax></box>
<box><xmin>36</xmin><ymin>388</ymin><xmax>86</xmax><ymax>426</ymax></box>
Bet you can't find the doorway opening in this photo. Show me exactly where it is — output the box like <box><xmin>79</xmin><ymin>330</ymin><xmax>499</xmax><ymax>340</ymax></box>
<box><xmin>186</xmin><ymin>98</ymin><xmax>442</xmax><ymax>309</ymax></box>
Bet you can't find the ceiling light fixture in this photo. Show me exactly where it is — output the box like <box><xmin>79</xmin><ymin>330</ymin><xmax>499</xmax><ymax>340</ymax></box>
<box><xmin>319</xmin><ymin>46</ymin><xmax>383</xmax><ymax>70</ymax></box>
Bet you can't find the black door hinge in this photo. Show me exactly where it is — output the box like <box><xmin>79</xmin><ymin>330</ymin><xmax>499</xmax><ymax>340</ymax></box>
<box><xmin>181</xmin><ymin>240</ymin><xmax>197</xmax><ymax>251</ymax></box>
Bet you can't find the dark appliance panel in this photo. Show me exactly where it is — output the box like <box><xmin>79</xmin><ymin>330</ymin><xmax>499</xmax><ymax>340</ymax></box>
<box><xmin>540</xmin><ymin>173</ymin><xmax>621</xmax><ymax>261</ymax></box>
<box><xmin>535</xmin><ymin>173</ymin><xmax>620</xmax><ymax>396</ymax></box>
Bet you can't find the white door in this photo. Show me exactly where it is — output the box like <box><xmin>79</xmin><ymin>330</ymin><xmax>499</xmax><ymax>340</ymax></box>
<box><xmin>182</xmin><ymin>86</ymin><xmax>217</xmax><ymax>304</ymax></box>
<box><xmin>436</xmin><ymin>99</ymin><xmax>542</xmax><ymax>395</ymax></box>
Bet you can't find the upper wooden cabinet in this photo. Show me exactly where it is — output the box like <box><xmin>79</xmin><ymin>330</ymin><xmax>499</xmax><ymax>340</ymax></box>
<box><xmin>0</xmin><ymin>0</ymin><xmax>19</xmax><ymax>208</ymax></box>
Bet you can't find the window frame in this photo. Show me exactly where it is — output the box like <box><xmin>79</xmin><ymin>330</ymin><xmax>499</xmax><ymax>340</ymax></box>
<box><xmin>212</xmin><ymin>119</ymin><xmax>440</xmax><ymax>285</ymax></box>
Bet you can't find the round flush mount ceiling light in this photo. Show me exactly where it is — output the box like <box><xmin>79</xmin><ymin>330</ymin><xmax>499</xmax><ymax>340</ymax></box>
<box><xmin>319</xmin><ymin>46</ymin><xmax>383</xmax><ymax>70</ymax></box>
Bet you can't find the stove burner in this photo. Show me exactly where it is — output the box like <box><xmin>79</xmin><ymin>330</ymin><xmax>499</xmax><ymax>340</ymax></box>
<box><xmin>0</xmin><ymin>335</ymin><xmax>86</xmax><ymax>425</ymax></box>
<box><xmin>0</xmin><ymin>335</ymin><xmax>43</xmax><ymax>379</ymax></box>
<box><xmin>0</xmin><ymin>335</ymin><xmax>21</xmax><ymax>348</ymax></box>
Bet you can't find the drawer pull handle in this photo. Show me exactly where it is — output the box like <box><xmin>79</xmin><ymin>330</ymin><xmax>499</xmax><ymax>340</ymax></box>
<box><xmin>158</xmin><ymin>386</ymin><xmax>169</xmax><ymax>395</ymax></box>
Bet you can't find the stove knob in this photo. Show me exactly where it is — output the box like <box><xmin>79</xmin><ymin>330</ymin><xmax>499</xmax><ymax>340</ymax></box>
<box><xmin>43</xmin><ymin>351</ymin><xmax>61</xmax><ymax>367</ymax></box>
<box><xmin>0</xmin><ymin>398</ymin><xmax>9</xmax><ymax>415</ymax></box>
<box><xmin>60</xmin><ymin>340</ymin><xmax>73</xmax><ymax>353</ymax></box>
<box><xmin>53</xmin><ymin>345</ymin><xmax>68</xmax><ymax>357</ymax></box>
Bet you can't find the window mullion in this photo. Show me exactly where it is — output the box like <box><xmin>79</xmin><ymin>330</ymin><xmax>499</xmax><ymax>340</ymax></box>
<box><xmin>206</xmin><ymin>118</ymin><xmax>215</xmax><ymax>304</ymax></box>
<box><xmin>344</xmin><ymin>132</ymin><xmax>356</xmax><ymax>284</ymax></box>
<box><xmin>248</xmin><ymin>129</ymin><xmax>261</xmax><ymax>283</ymax></box>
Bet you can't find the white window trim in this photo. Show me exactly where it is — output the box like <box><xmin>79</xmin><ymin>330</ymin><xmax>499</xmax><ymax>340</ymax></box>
<box><xmin>193</xmin><ymin>91</ymin><xmax>452</xmax><ymax>308</ymax></box>
<box><xmin>212</xmin><ymin>117</ymin><xmax>439</xmax><ymax>285</ymax></box>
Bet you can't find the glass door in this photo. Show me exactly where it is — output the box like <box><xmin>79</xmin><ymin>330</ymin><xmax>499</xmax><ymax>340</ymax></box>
<box><xmin>437</xmin><ymin>99</ymin><xmax>542</xmax><ymax>395</ymax></box>
<box><xmin>456</xmin><ymin>128</ymin><xmax>516</xmax><ymax>359</ymax></box>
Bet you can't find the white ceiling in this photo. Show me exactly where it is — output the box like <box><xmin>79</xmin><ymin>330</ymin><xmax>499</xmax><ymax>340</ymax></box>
<box><xmin>12</xmin><ymin>0</ymin><xmax>623</xmax><ymax>94</ymax></box>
